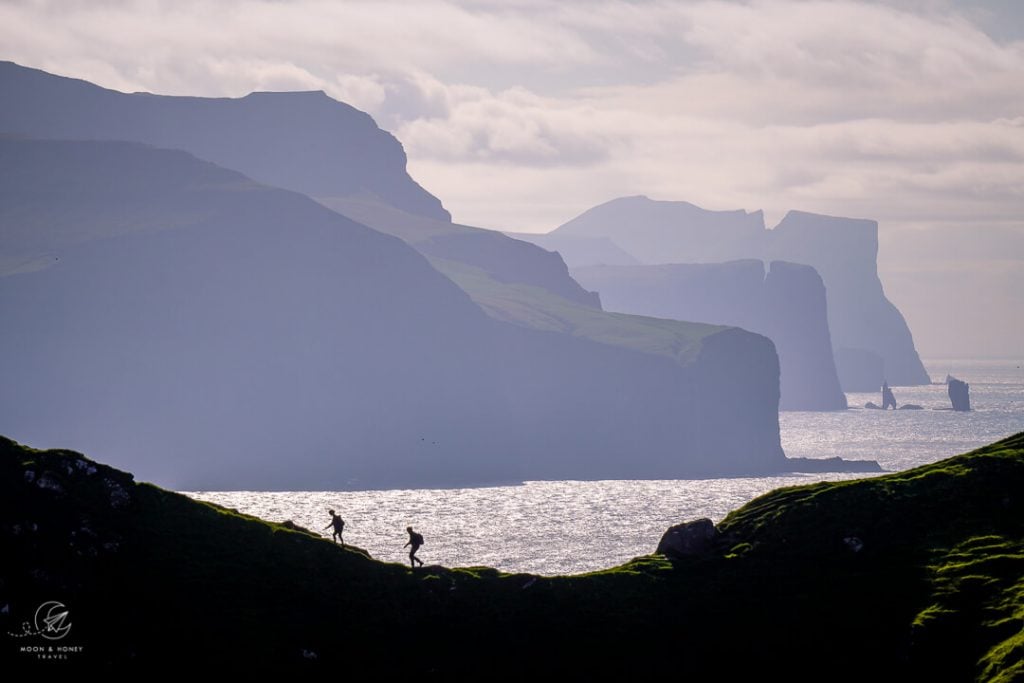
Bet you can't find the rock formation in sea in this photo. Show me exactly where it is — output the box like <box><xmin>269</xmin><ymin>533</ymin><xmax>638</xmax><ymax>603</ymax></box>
<box><xmin>882</xmin><ymin>382</ymin><xmax>897</xmax><ymax>410</ymax></box>
<box><xmin>947</xmin><ymin>375</ymin><xmax>971</xmax><ymax>412</ymax></box>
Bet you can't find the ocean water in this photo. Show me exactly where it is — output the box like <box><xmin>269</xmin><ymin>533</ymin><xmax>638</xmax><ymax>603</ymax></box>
<box><xmin>186</xmin><ymin>359</ymin><xmax>1023</xmax><ymax>575</ymax></box>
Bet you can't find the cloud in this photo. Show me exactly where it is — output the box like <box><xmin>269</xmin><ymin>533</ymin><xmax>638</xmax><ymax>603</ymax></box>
<box><xmin>1</xmin><ymin>0</ymin><xmax>1023</xmax><ymax>354</ymax></box>
<box><xmin>2</xmin><ymin>0</ymin><xmax>1021</xmax><ymax>224</ymax></box>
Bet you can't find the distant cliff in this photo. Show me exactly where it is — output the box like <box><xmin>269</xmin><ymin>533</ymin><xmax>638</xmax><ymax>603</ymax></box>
<box><xmin>4</xmin><ymin>431</ymin><xmax>1022</xmax><ymax>675</ymax></box>
<box><xmin>574</xmin><ymin>260</ymin><xmax>848</xmax><ymax>411</ymax></box>
<box><xmin>555</xmin><ymin>194</ymin><xmax>767</xmax><ymax>263</ymax></box>
<box><xmin>0</xmin><ymin>60</ymin><xmax>448</xmax><ymax>220</ymax></box>
<box><xmin>530</xmin><ymin>196</ymin><xmax>930</xmax><ymax>388</ymax></box>
<box><xmin>769</xmin><ymin>210</ymin><xmax>929</xmax><ymax>388</ymax></box>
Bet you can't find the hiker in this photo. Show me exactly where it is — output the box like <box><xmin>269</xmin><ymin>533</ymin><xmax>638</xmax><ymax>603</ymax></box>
<box><xmin>404</xmin><ymin>526</ymin><xmax>425</xmax><ymax>568</ymax></box>
<box><xmin>323</xmin><ymin>509</ymin><xmax>345</xmax><ymax>545</ymax></box>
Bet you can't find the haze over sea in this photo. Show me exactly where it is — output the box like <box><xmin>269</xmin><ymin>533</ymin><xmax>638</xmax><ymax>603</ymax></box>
<box><xmin>187</xmin><ymin>359</ymin><xmax>1023</xmax><ymax>575</ymax></box>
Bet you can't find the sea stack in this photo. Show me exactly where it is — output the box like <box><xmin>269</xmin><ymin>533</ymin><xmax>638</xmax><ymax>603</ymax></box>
<box><xmin>947</xmin><ymin>375</ymin><xmax>971</xmax><ymax>412</ymax></box>
<box><xmin>882</xmin><ymin>381</ymin><xmax>897</xmax><ymax>410</ymax></box>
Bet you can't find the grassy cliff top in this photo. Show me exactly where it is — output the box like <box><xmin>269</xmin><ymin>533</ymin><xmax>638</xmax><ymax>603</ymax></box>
<box><xmin>3</xmin><ymin>432</ymin><xmax>1023</xmax><ymax>676</ymax></box>
<box><xmin>431</xmin><ymin>256</ymin><xmax>727</xmax><ymax>366</ymax></box>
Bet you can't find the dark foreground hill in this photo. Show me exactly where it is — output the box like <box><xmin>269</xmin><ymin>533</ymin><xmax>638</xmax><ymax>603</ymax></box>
<box><xmin>3</xmin><ymin>432</ymin><xmax>1022</xmax><ymax>678</ymax></box>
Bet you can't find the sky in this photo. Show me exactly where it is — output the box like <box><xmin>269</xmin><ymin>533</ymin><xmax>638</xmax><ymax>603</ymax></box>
<box><xmin>1</xmin><ymin>0</ymin><xmax>1022</xmax><ymax>358</ymax></box>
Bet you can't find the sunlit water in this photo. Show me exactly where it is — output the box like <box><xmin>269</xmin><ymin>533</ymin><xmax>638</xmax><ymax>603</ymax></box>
<box><xmin>186</xmin><ymin>359</ymin><xmax>1023</xmax><ymax>575</ymax></box>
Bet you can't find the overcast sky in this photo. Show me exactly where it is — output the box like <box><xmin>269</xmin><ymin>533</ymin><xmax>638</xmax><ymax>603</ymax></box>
<box><xmin>2</xmin><ymin>0</ymin><xmax>1022</xmax><ymax>358</ymax></box>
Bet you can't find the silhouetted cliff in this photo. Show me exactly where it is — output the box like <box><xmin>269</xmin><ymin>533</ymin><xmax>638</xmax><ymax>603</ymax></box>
<box><xmin>0</xmin><ymin>138</ymin><xmax>828</xmax><ymax>487</ymax></box>
<box><xmin>0</xmin><ymin>60</ymin><xmax>448</xmax><ymax>220</ymax></box>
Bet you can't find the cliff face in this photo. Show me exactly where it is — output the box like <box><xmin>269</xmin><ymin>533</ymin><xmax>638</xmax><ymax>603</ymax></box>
<box><xmin>770</xmin><ymin>211</ymin><xmax>930</xmax><ymax>387</ymax></box>
<box><xmin>759</xmin><ymin>261</ymin><xmax>848</xmax><ymax>410</ymax></box>
<box><xmin>535</xmin><ymin>196</ymin><xmax>931</xmax><ymax>389</ymax></box>
<box><xmin>3</xmin><ymin>431</ymin><xmax>1022</xmax><ymax>675</ymax></box>
<box><xmin>486</xmin><ymin>323</ymin><xmax>786</xmax><ymax>479</ymax></box>
<box><xmin>573</xmin><ymin>260</ymin><xmax>848</xmax><ymax>411</ymax></box>
<box><xmin>0</xmin><ymin>60</ymin><xmax>448</xmax><ymax>220</ymax></box>
<box><xmin>0</xmin><ymin>138</ymin><xmax>797</xmax><ymax>487</ymax></box>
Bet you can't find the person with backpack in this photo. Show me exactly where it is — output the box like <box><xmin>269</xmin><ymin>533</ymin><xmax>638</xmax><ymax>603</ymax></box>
<box><xmin>404</xmin><ymin>526</ymin><xmax>425</xmax><ymax>568</ymax></box>
<box><xmin>323</xmin><ymin>509</ymin><xmax>345</xmax><ymax>546</ymax></box>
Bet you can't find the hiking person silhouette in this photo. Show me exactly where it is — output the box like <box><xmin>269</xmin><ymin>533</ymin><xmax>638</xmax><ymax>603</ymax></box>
<box><xmin>323</xmin><ymin>509</ymin><xmax>345</xmax><ymax>545</ymax></box>
<box><xmin>404</xmin><ymin>526</ymin><xmax>425</xmax><ymax>568</ymax></box>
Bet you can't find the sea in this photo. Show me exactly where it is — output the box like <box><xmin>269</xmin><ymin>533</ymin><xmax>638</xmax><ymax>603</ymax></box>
<box><xmin>186</xmin><ymin>359</ymin><xmax>1023</xmax><ymax>576</ymax></box>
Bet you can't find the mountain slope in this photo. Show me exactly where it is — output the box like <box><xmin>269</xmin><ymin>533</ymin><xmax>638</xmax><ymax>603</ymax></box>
<box><xmin>0</xmin><ymin>60</ymin><xmax>448</xmax><ymax>220</ymax></box>
<box><xmin>0</xmin><ymin>137</ymin><xmax>808</xmax><ymax>486</ymax></box>
<box><xmin>321</xmin><ymin>197</ymin><xmax>600</xmax><ymax>309</ymax></box>
<box><xmin>0</xmin><ymin>137</ymin><xmax>503</xmax><ymax>488</ymax></box>
<box><xmin>3</xmin><ymin>431</ymin><xmax>1022</xmax><ymax>676</ymax></box>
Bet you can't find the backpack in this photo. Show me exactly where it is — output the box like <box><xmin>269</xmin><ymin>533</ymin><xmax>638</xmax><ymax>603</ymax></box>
<box><xmin>412</xmin><ymin>532</ymin><xmax>424</xmax><ymax>546</ymax></box>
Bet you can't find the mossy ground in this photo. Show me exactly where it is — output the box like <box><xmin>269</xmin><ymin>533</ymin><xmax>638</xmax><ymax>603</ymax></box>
<box><xmin>3</xmin><ymin>432</ymin><xmax>1024</xmax><ymax>677</ymax></box>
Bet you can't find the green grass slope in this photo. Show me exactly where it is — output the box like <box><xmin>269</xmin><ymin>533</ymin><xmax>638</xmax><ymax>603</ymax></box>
<box><xmin>432</xmin><ymin>256</ymin><xmax>725</xmax><ymax>366</ymax></box>
<box><xmin>3</xmin><ymin>432</ymin><xmax>1023</xmax><ymax>676</ymax></box>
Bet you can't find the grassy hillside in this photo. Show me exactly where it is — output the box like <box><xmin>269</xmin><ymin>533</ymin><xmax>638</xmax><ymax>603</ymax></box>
<box><xmin>431</xmin><ymin>256</ymin><xmax>725</xmax><ymax>366</ymax></box>
<box><xmin>4</xmin><ymin>432</ymin><xmax>1022</xmax><ymax>676</ymax></box>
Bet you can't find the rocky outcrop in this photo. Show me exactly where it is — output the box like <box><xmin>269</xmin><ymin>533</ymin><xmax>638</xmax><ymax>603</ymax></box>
<box><xmin>572</xmin><ymin>260</ymin><xmax>848</xmax><ymax>411</ymax></box>
<box><xmin>0</xmin><ymin>60</ymin><xmax>448</xmax><ymax>220</ymax></box>
<box><xmin>656</xmin><ymin>518</ymin><xmax>719</xmax><ymax>559</ymax></box>
<box><xmin>531</xmin><ymin>196</ymin><xmax>931</xmax><ymax>389</ymax></box>
<box><xmin>947</xmin><ymin>376</ymin><xmax>971</xmax><ymax>412</ymax></box>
